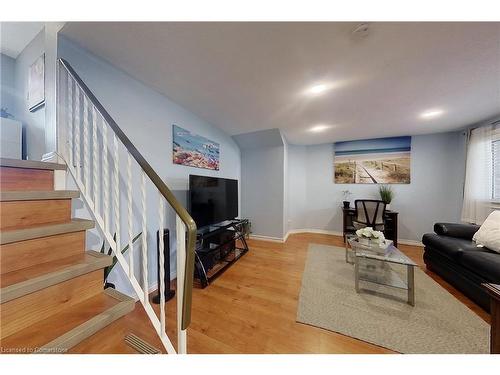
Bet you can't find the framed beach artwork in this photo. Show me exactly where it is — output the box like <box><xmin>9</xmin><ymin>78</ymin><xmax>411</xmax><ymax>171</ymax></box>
<box><xmin>334</xmin><ymin>136</ymin><xmax>411</xmax><ymax>184</ymax></box>
<box><xmin>28</xmin><ymin>54</ymin><xmax>45</xmax><ymax>112</ymax></box>
<box><xmin>172</xmin><ymin>125</ymin><xmax>220</xmax><ymax>170</ymax></box>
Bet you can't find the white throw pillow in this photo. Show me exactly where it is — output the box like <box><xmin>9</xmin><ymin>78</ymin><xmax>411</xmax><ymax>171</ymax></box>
<box><xmin>473</xmin><ymin>211</ymin><xmax>500</xmax><ymax>253</ymax></box>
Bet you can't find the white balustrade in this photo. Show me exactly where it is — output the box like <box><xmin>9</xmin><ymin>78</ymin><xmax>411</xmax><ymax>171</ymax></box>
<box><xmin>58</xmin><ymin>60</ymin><xmax>189</xmax><ymax>355</ymax></box>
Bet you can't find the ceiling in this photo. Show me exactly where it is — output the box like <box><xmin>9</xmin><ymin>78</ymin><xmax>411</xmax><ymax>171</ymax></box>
<box><xmin>61</xmin><ymin>22</ymin><xmax>500</xmax><ymax>145</ymax></box>
<box><xmin>0</xmin><ymin>22</ymin><xmax>44</xmax><ymax>58</ymax></box>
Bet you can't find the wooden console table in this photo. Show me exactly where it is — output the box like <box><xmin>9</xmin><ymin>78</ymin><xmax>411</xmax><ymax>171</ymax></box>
<box><xmin>342</xmin><ymin>207</ymin><xmax>399</xmax><ymax>247</ymax></box>
<box><xmin>483</xmin><ymin>283</ymin><xmax>500</xmax><ymax>354</ymax></box>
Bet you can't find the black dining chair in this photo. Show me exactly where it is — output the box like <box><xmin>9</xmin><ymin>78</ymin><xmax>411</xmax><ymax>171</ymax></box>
<box><xmin>353</xmin><ymin>199</ymin><xmax>387</xmax><ymax>231</ymax></box>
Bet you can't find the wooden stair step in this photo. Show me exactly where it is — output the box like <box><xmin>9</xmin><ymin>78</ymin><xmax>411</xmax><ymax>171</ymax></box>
<box><xmin>0</xmin><ymin>190</ymin><xmax>79</xmax><ymax>202</ymax></box>
<box><xmin>0</xmin><ymin>219</ymin><xmax>94</xmax><ymax>245</ymax></box>
<box><xmin>1</xmin><ymin>269</ymin><xmax>104</xmax><ymax>339</ymax></box>
<box><xmin>0</xmin><ymin>288</ymin><xmax>135</xmax><ymax>353</ymax></box>
<box><xmin>0</xmin><ymin>251</ymin><xmax>112</xmax><ymax>303</ymax></box>
<box><xmin>1</xmin><ymin>231</ymin><xmax>86</xmax><ymax>275</ymax></box>
<box><xmin>0</xmin><ymin>158</ymin><xmax>66</xmax><ymax>192</ymax></box>
<box><xmin>0</xmin><ymin>199</ymin><xmax>72</xmax><ymax>230</ymax></box>
<box><xmin>0</xmin><ymin>158</ymin><xmax>66</xmax><ymax>170</ymax></box>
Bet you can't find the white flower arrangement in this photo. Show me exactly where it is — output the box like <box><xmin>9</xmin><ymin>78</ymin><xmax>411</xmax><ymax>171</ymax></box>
<box><xmin>356</xmin><ymin>227</ymin><xmax>385</xmax><ymax>244</ymax></box>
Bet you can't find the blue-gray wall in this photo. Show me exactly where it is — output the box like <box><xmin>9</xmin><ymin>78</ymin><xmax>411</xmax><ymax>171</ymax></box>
<box><xmin>234</xmin><ymin>128</ymin><xmax>286</xmax><ymax>239</ymax></box>
<box><xmin>287</xmin><ymin>131</ymin><xmax>467</xmax><ymax>242</ymax></box>
<box><xmin>241</xmin><ymin>145</ymin><xmax>285</xmax><ymax>238</ymax></box>
<box><xmin>58</xmin><ymin>36</ymin><xmax>241</xmax><ymax>296</ymax></box>
<box><xmin>14</xmin><ymin>30</ymin><xmax>46</xmax><ymax>160</ymax></box>
<box><xmin>1</xmin><ymin>53</ymin><xmax>16</xmax><ymax>117</ymax></box>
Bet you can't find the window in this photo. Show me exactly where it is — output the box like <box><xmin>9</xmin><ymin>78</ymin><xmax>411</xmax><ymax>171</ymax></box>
<box><xmin>494</xmin><ymin>139</ymin><xmax>500</xmax><ymax>200</ymax></box>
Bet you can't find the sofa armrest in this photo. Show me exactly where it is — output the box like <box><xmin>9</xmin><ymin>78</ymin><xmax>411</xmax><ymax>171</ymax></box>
<box><xmin>434</xmin><ymin>223</ymin><xmax>480</xmax><ymax>240</ymax></box>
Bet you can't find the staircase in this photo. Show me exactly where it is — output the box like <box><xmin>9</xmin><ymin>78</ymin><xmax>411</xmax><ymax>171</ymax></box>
<box><xmin>0</xmin><ymin>58</ymin><xmax>197</xmax><ymax>354</ymax></box>
<box><xmin>0</xmin><ymin>158</ymin><xmax>135</xmax><ymax>353</ymax></box>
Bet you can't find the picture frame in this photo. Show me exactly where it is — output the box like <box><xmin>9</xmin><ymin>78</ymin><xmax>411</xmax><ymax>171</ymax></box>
<box><xmin>172</xmin><ymin>124</ymin><xmax>220</xmax><ymax>170</ymax></box>
<box><xmin>334</xmin><ymin>136</ymin><xmax>411</xmax><ymax>184</ymax></box>
<box><xmin>28</xmin><ymin>53</ymin><xmax>45</xmax><ymax>112</ymax></box>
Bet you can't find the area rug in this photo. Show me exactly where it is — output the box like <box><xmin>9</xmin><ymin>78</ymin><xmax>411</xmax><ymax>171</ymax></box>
<box><xmin>296</xmin><ymin>244</ymin><xmax>490</xmax><ymax>353</ymax></box>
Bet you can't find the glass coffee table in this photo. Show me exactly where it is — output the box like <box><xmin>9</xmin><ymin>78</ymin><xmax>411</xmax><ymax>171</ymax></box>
<box><xmin>346</xmin><ymin>236</ymin><xmax>417</xmax><ymax>306</ymax></box>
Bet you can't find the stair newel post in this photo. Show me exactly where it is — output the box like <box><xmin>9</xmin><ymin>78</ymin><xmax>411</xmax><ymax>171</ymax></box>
<box><xmin>158</xmin><ymin>195</ymin><xmax>166</xmax><ymax>336</ymax></box>
<box><xmin>141</xmin><ymin>170</ymin><xmax>149</xmax><ymax>303</ymax></box>
<box><xmin>127</xmin><ymin>152</ymin><xmax>134</xmax><ymax>278</ymax></box>
<box><xmin>176</xmin><ymin>214</ymin><xmax>187</xmax><ymax>354</ymax></box>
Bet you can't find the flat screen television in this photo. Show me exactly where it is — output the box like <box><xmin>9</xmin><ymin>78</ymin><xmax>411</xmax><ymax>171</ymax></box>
<box><xmin>188</xmin><ymin>175</ymin><xmax>238</xmax><ymax>228</ymax></box>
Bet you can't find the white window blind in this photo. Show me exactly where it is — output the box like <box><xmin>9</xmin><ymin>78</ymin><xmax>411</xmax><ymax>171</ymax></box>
<box><xmin>493</xmin><ymin>129</ymin><xmax>500</xmax><ymax>200</ymax></box>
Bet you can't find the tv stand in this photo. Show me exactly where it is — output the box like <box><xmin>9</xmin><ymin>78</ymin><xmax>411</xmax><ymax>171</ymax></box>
<box><xmin>194</xmin><ymin>218</ymin><xmax>250</xmax><ymax>288</ymax></box>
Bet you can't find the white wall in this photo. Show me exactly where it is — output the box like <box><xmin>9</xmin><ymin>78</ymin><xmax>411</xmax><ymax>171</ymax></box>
<box><xmin>287</xmin><ymin>131</ymin><xmax>467</xmax><ymax>242</ymax></box>
<box><xmin>58</xmin><ymin>36</ymin><xmax>241</xmax><ymax>296</ymax></box>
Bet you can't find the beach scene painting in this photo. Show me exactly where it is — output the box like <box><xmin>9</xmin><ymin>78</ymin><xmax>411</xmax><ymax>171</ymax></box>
<box><xmin>173</xmin><ymin>125</ymin><xmax>220</xmax><ymax>170</ymax></box>
<box><xmin>334</xmin><ymin>136</ymin><xmax>411</xmax><ymax>184</ymax></box>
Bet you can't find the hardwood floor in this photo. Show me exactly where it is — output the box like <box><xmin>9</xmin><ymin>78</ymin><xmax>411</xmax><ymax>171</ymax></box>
<box><xmin>73</xmin><ymin>233</ymin><xmax>490</xmax><ymax>354</ymax></box>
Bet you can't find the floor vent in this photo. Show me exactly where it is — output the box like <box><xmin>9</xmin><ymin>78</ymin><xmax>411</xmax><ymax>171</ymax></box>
<box><xmin>124</xmin><ymin>333</ymin><xmax>162</xmax><ymax>354</ymax></box>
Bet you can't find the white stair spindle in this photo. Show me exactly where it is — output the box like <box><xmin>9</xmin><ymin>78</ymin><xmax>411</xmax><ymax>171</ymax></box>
<box><xmin>127</xmin><ymin>153</ymin><xmax>134</xmax><ymax>277</ymax></box>
<box><xmin>158</xmin><ymin>196</ymin><xmax>166</xmax><ymax>336</ymax></box>
<box><xmin>102</xmin><ymin>123</ymin><xmax>110</xmax><ymax>232</ymax></box>
<box><xmin>67</xmin><ymin>75</ymin><xmax>74</xmax><ymax>166</ymax></box>
<box><xmin>141</xmin><ymin>171</ymin><xmax>149</xmax><ymax>303</ymax></box>
<box><xmin>176</xmin><ymin>215</ymin><xmax>187</xmax><ymax>354</ymax></box>
<box><xmin>74</xmin><ymin>88</ymin><xmax>81</xmax><ymax>180</ymax></box>
<box><xmin>83</xmin><ymin>95</ymin><xmax>91</xmax><ymax>192</ymax></box>
<box><xmin>92</xmin><ymin>106</ymin><xmax>99</xmax><ymax>213</ymax></box>
<box><xmin>113</xmin><ymin>134</ymin><xmax>121</xmax><ymax>254</ymax></box>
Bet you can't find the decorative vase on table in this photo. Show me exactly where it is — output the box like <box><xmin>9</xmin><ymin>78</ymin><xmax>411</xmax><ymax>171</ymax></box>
<box><xmin>356</xmin><ymin>227</ymin><xmax>386</xmax><ymax>252</ymax></box>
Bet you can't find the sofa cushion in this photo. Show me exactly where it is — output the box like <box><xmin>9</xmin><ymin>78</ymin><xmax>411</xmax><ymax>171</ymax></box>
<box><xmin>473</xmin><ymin>211</ymin><xmax>500</xmax><ymax>253</ymax></box>
<box><xmin>434</xmin><ymin>223</ymin><xmax>480</xmax><ymax>240</ymax></box>
<box><xmin>422</xmin><ymin>233</ymin><xmax>480</xmax><ymax>261</ymax></box>
<box><xmin>459</xmin><ymin>250</ymin><xmax>500</xmax><ymax>282</ymax></box>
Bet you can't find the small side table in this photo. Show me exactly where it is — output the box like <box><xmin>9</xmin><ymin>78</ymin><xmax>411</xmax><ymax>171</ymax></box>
<box><xmin>483</xmin><ymin>283</ymin><xmax>500</xmax><ymax>354</ymax></box>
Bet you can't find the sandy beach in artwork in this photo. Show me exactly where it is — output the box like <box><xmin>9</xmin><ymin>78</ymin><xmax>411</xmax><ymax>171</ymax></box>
<box><xmin>334</xmin><ymin>151</ymin><xmax>410</xmax><ymax>163</ymax></box>
<box><xmin>334</xmin><ymin>136</ymin><xmax>411</xmax><ymax>184</ymax></box>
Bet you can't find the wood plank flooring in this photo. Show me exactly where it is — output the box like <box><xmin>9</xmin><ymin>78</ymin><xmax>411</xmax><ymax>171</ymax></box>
<box><xmin>72</xmin><ymin>233</ymin><xmax>490</xmax><ymax>354</ymax></box>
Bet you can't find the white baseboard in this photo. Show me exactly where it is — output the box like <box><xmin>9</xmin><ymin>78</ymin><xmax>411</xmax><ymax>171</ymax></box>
<box><xmin>397</xmin><ymin>239</ymin><xmax>424</xmax><ymax>247</ymax></box>
<box><xmin>287</xmin><ymin>228</ymin><xmax>344</xmax><ymax>237</ymax></box>
<box><xmin>248</xmin><ymin>234</ymin><xmax>285</xmax><ymax>243</ymax></box>
<box><xmin>250</xmin><ymin>228</ymin><xmax>424</xmax><ymax>247</ymax></box>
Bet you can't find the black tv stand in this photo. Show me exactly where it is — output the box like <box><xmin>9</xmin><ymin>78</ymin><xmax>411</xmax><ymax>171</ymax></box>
<box><xmin>194</xmin><ymin>218</ymin><xmax>249</xmax><ymax>288</ymax></box>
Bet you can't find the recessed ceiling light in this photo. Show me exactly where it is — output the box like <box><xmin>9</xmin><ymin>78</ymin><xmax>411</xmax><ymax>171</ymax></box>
<box><xmin>420</xmin><ymin>109</ymin><xmax>445</xmax><ymax>119</ymax></box>
<box><xmin>305</xmin><ymin>83</ymin><xmax>332</xmax><ymax>96</ymax></box>
<box><xmin>309</xmin><ymin>124</ymin><xmax>334</xmax><ymax>133</ymax></box>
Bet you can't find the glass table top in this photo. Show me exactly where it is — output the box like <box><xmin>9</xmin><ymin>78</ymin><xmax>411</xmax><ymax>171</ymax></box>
<box><xmin>347</xmin><ymin>237</ymin><xmax>417</xmax><ymax>267</ymax></box>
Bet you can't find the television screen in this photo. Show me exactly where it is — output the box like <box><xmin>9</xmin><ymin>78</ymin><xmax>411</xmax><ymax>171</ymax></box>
<box><xmin>188</xmin><ymin>175</ymin><xmax>238</xmax><ymax>228</ymax></box>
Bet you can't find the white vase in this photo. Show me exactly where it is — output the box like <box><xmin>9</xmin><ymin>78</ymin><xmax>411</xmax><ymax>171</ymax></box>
<box><xmin>386</xmin><ymin>203</ymin><xmax>391</xmax><ymax>211</ymax></box>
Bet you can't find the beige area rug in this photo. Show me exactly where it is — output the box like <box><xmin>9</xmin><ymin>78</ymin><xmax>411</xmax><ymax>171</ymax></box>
<box><xmin>296</xmin><ymin>244</ymin><xmax>490</xmax><ymax>353</ymax></box>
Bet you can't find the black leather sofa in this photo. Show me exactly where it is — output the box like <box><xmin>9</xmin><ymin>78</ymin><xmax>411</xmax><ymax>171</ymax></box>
<box><xmin>422</xmin><ymin>223</ymin><xmax>500</xmax><ymax>311</ymax></box>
